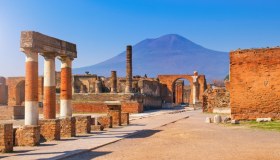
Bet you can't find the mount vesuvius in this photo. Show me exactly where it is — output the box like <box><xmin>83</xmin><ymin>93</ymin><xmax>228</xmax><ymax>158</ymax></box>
<box><xmin>73</xmin><ymin>34</ymin><xmax>229</xmax><ymax>80</ymax></box>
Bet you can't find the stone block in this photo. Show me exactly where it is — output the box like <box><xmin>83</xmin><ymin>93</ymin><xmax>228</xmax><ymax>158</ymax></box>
<box><xmin>121</xmin><ymin>112</ymin><xmax>129</xmax><ymax>125</ymax></box>
<box><xmin>15</xmin><ymin>125</ymin><xmax>40</xmax><ymax>146</ymax></box>
<box><xmin>97</xmin><ymin>116</ymin><xmax>112</xmax><ymax>128</ymax></box>
<box><xmin>39</xmin><ymin>119</ymin><xmax>60</xmax><ymax>142</ymax></box>
<box><xmin>223</xmin><ymin>117</ymin><xmax>231</xmax><ymax>123</ymax></box>
<box><xmin>256</xmin><ymin>118</ymin><xmax>272</xmax><ymax>122</ymax></box>
<box><xmin>74</xmin><ymin>116</ymin><xmax>91</xmax><ymax>134</ymax></box>
<box><xmin>107</xmin><ymin>105</ymin><xmax>121</xmax><ymax>126</ymax></box>
<box><xmin>213</xmin><ymin>115</ymin><xmax>222</xmax><ymax>124</ymax></box>
<box><xmin>231</xmin><ymin>120</ymin><xmax>240</xmax><ymax>124</ymax></box>
<box><xmin>0</xmin><ymin>123</ymin><xmax>13</xmax><ymax>153</ymax></box>
<box><xmin>205</xmin><ymin>117</ymin><xmax>212</xmax><ymax>123</ymax></box>
<box><xmin>60</xmin><ymin>117</ymin><xmax>76</xmax><ymax>138</ymax></box>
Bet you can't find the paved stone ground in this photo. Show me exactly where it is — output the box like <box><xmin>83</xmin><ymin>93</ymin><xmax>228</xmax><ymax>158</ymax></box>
<box><xmin>66</xmin><ymin>110</ymin><xmax>280</xmax><ymax>160</ymax></box>
<box><xmin>0</xmin><ymin>108</ymin><xmax>188</xmax><ymax>160</ymax></box>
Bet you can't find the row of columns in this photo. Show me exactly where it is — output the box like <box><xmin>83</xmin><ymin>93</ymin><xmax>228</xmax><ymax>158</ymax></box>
<box><xmin>24</xmin><ymin>50</ymin><xmax>73</xmax><ymax>125</ymax></box>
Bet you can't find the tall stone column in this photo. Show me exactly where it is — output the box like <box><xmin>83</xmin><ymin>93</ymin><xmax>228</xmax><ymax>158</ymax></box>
<box><xmin>24</xmin><ymin>50</ymin><xmax>39</xmax><ymax>125</ymax></box>
<box><xmin>111</xmin><ymin>71</ymin><xmax>117</xmax><ymax>93</ymax></box>
<box><xmin>60</xmin><ymin>57</ymin><xmax>73</xmax><ymax>117</ymax></box>
<box><xmin>125</xmin><ymin>45</ymin><xmax>132</xmax><ymax>93</ymax></box>
<box><xmin>43</xmin><ymin>54</ymin><xmax>56</xmax><ymax>119</ymax></box>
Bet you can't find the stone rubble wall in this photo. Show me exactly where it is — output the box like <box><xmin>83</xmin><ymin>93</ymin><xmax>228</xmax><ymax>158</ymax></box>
<box><xmin>202</xmin><ymin>87</ymin><xmax>230</xmax><ymax>113</ymax></box>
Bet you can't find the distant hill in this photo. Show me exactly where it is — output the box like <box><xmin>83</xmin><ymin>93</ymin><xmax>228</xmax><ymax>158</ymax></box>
<box><xmin>73</xmin><ymin>34</ymin><xmax>229</xmax><ymax>81</ymax></box>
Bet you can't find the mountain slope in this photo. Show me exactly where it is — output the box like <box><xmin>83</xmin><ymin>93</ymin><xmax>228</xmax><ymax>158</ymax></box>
<box><xmin>74</xmin><ymin>34</ymin><xmax>229</xmax><ymax>80</ymax></box>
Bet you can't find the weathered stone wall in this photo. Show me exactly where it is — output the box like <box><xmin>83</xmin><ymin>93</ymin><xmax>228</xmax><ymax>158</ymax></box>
<box><xmin>0</xmin><ymin>106</ymin><xmax>24</xmax><ymax>120</ymax></box>
<box><xmin>202</xmin><ymin>87</ymin><xmax>230</xmax><ymax>113</ymax></box>
<box><xmin>230</xmin><ymin>48</ymin><xmax>280</xmax><ymax>120</ymax></box>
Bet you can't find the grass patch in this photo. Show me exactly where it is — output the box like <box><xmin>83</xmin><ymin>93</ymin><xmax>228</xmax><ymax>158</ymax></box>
<box><xmin>242</xmin><ymin>120</ymin><xmax>280</xmax><ymax>132</ymax></box>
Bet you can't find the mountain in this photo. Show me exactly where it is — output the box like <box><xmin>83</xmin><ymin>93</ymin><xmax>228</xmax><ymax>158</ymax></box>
<box><xmin>73</xmin><ymin>34</ymin><xmax>229</xmax><ymax>80</ymax></box>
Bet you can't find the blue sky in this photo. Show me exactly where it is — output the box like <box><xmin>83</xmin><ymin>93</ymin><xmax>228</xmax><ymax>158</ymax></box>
<box><xmin>1</xmin><ymin>0</ymin><xmax>280</xmax><ymax>76</ymax></box>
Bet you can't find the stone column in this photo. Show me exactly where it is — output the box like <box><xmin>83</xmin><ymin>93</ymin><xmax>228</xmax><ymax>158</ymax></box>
<box><xmin>110</xmin><ymin>71</ymin><xmax>117</xmax><ymax>93</ymax></box>
<box><xmin>95</xmin><ymin>77</ymin><xmax>101</xmax><ymax>93</ymax></box>
<box><xmin>125</xmin><ymin>45</ymin><xmax>132</xmax><ymax>93</ymax></box>
<box><xmin>192</xmin><ymin>71</ymin><xmax>199</xmax><ymax>104</ymax></box>
<box><xmin>60</xmin><ymin>57</ymin><xmax>73</xmax><ymax>117</ymax></box>
<box><xmin>43</xmin><ymin>54</ymin><xmax>56</xmax><ymax>119</ymax></box>
<box><xmin>24</xmin><ymin>50</ymin><xmax>39</xmax><ymax>125</ymax></box>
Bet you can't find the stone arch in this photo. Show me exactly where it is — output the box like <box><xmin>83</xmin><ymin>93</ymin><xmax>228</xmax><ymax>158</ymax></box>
<box><xmin>158</xmin><ymin>73</ymin><xmax>206</xmax><ymax>104</ymax></box>
<box><xmin>172</xmin><ymin>78</ymin><xmax>191</xmax><ymax>104</ymax></box>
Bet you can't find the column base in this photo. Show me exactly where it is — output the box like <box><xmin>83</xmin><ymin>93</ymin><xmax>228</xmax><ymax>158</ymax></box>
<box><xmin>15</xmin><ymin>125</ymin><xmax>40</xmax><ymax>146</ymax></box>
<box><xmin>0</xmin><ymin>123</ymin><xmax>13</xmax><ymax>153</ymax></box>
<box><xmin>74</xmin><ymin>116</ymin><xmax>91</xmax><ymax>134</ymax></box>
<box><xmin>39</xmin><ymin>119</ymin><xmax>60</xmax><ymax>142</ymax></box>
<box><xmin>60</xmin><ymin>117</ymin><xmax>76</xmax><ymax>138</ymax></box>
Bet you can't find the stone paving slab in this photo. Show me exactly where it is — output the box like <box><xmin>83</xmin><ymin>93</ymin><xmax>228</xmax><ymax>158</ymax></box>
<box><xmin>0</xmin><ymin>108</ymin><xmax>189</xmax><ymax>160</ymax></box>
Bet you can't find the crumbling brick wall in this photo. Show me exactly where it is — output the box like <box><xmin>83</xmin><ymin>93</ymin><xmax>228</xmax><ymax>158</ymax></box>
<box><xmin>230</xmin><ymin>48</ymin><xmax>280</xmax><ymax>120</ymax></box>
<box><xmin>202</xmin><ymin>87</ymin><xmax>230</xmax><ymax>113</ymax></box>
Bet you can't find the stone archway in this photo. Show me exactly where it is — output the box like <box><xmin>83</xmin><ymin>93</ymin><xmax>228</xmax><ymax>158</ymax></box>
<box><xmin>158</xmin><ymin>71</ymin><xmax>207</xmax><ymax>104</ymax></box>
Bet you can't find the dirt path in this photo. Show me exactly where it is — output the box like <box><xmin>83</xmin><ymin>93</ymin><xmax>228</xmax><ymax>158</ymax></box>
<box><xmin>66</xmin><ymin>111</ymin><xmax>280</xmax><ymax>160</ymax></box>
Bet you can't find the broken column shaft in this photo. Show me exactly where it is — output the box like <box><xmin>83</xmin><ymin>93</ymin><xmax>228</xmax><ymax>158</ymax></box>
<box><xmin>111</xmin><ymin>71</ymin><xmax>117</xmax><ymax>93</ymax></box>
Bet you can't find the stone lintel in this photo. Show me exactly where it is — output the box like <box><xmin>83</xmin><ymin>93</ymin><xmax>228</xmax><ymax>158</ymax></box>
<box><xmin>20</xmin><ymin>31</ymin><xmax>77</xmax><ymax>59</ymax></box>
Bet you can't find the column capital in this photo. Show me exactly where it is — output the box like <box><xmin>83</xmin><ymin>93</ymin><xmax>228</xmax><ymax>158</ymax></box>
<box><xmin>59</xmin><ymin>56</ymin><xmax>73</xmax><ymax>68</ymax></box>
<box><xmin>23</xmin><ymin>49</ymin><xmax>38</xmax><ymax>62</ymax></box>
<box><xmin>41</xmin><ymin>53</ymin><xmax>56</xmax><ymax>60</ymax></box>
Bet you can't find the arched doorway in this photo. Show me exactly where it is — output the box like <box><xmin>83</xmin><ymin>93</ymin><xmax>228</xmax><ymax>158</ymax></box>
<box><xmin>172</xmin><ymin>78</ymin><xmax>191</xmax><ymax>105</ymax></box>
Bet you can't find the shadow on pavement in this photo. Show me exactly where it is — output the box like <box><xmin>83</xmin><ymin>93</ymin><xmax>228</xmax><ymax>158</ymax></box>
<box><xmin>126</xmin><ymin>129</ymin><xmax>161</xmax><ymax>139</ymax></box>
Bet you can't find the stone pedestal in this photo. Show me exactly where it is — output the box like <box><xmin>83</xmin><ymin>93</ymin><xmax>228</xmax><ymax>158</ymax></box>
<box><xmin>74</xmin><ymin>116</ymin><xmax>91</xmax><ymax>134</ymax></box>
<box><xmin>15</xmin><ymin>125</ymin><xmax>40</xmax><ymax>146</ymax></box>
<box><xmin>39</xmin><ymin>119</ymin><xmax>60</xmax><ymax>142</ymax></box>
<box><xmin>0</xmin><ymin>123</ymin><xmax>13</xmax><ymax>153</ymax></box>
<box><xmin>60</xmin><ymin>117</ymin><xmax>76</xmax><ymax>138</ymax></box>
<box><xmin>121</xmin><ymin>112</ymin><xmax>129</xmax><ymax>125</ymax></box>
<box><xmin>97</xmin><ymin>116</ymin><xmax>113</xmax><ymax>128</ymax></box>
<box><xmin>107</xmin><ymin>105</ymin><xmax>121</xmax><ymax>126</ymax></box>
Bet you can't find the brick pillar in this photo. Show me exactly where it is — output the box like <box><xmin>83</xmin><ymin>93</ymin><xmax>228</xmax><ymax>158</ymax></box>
<box><xmin>111</xmin><ymin>71</ymin><xmax>117</xmax><ymax>93</ymax></box>
<box><xmin>60</xmin><ymin>57</ymin><xmax>73</xmax><ymax>118</ymax></box>
<box><xmin>24</xmin><ymin>50</ymin><xmax>39</xmax><ymax>125</ymax></box>
<box><xmin>125</xmin><ymin>45</ymin><xmax>132</xmax><ymax>93</ymax></box>
<box><xmin>43</xmin><ymin>53</ymin><xmax>56</xmax><ymax>119</ymax></box>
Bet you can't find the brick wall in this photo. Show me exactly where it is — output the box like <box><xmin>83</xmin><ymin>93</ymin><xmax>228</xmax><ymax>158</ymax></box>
<box><xmin>0</xmin><ymin>123</ymin><xmax>13</xmax><ymax>153</ymax></box>
<box><xmin>230</xmin><ymin>48</ymin><xmax>280</xmax><ymax>120</ymax></box>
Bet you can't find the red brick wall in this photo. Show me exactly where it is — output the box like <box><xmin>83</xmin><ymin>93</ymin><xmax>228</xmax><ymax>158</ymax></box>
<box><xmin>230</xmin><ymin>48</ymin><xmax>280</xmax><ymax>120</ymax></box>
